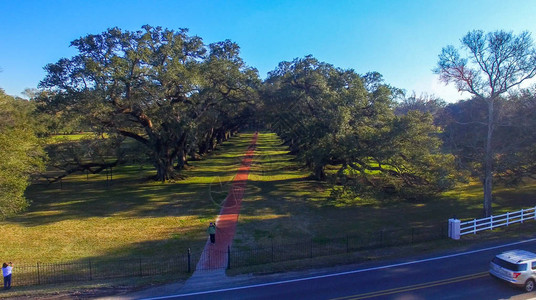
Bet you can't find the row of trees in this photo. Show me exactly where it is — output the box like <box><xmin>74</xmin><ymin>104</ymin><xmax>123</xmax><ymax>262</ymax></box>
<box><xmin>2</xmin><ymin>26</ymin><xmax>536</xmax><ymax>218</ymax></box>
<box><xmin>262</xmin><ymin>56</ymin><xmax>456</xmax><ymax>199</ymax></box>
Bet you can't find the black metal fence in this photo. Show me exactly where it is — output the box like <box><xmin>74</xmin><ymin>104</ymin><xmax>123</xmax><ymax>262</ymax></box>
<box><xmin>12</xmin><ymin>223</ymin><xmax>446</xmax><ymax>287</ymax></box>
<box><xmin>228</xmin><ymin>222</ymin><xmax>446</xmax><ymax>268</ymax></box>
<box><xmin>13</xmin><ymin>257</ymin><xmax>189</xmax><ymax>287</ymax></box>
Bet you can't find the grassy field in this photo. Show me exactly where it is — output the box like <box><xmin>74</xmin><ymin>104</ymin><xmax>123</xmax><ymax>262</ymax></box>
<box><xmin>235</xmin><ymin>133</ymin><xmax>536</xmax><ymax>248</ymax></box>
<box><xmin>2</xmin><ymin>131</ymin><xmax>536</xmax><ymax>279</ymax></box>
<box><xmin>2</xmin><ymin>133</ymin><xmax>257</xmax><ymax>263</ymax></box>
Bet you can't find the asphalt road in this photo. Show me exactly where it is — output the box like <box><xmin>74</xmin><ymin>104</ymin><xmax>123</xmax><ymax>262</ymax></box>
<box><xmin>145</xmin><ymin>238</ymin><xmax>536</xmax><ymax>300</ymax></box>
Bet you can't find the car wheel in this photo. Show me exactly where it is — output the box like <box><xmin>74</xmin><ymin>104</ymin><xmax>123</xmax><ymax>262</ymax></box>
<box><xmin>525</xmin><ymin>279</ymin><xmax>535</xmax><ymax>292</ymax></box>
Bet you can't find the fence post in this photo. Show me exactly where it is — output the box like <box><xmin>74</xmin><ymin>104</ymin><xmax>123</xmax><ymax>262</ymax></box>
<box><xmin>490</xmin><ymin>215</ymin><xmax>493</xmax><ymax>230</ymax></box>
<box><xmin>227</xmin><ymin>245</ymin><xmax>231</xmax><ymax>270</ymax></box>
<box><xmin>379</xmin><ymin>230</ymin><xmax>384</xmax><ymax>246</ymax></box>
<box><xmin>473</xmin><ymin>219</ymin><xmax>477</xmax><ymax>234</ymax></box>
<box><xmin>187</xmin><ymin>248</ymin><xmax>191</xmax><ymax>273</ymax></box>
<box><xmin>448</xmin><ymin>219</ymin><xmax>460</xmax><ymax>240</ymax></box>
<box><xmin>522</xmin><ymin>209</ymin><xmax>525</xmax><ymax>223</ymax></box>
<box><xmin>507</xmin><ymin>212</ymin><xmax>510</xmax><ymax>226</ymax></box>
<box><xmin>37</xmin><ymin>262</ymin><xmax>41</xmax><ymax>285</ymax></box>
<box><xmin>271</xmin><ymin>239</ymin><xmax>274</xmax><ymax>262</ymax></box>
<box><xmin>89</xmin><ymin>260</ymin><xmax>92</xmax><ymax>281</ymax></box>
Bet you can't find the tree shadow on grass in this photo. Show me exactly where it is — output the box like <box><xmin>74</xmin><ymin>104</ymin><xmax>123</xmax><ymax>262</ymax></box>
<box><xmin>16</xmin><ymin>181</ymin><xmax>220</xmax><ymax>226</ymax></box>
<box><xmin>13</xmin><ymin>238</ymin><xmax>207</xmax><ymax>287</ymax></box>
<box><xmin>238</xmin><ymin>174</ymin><xmax>482</xmax><ymax>246</ymax></box>
<box><xmin>12</xmin><ymin>133</ymin><xmax>258</xmax><ymax>227</ymax></box>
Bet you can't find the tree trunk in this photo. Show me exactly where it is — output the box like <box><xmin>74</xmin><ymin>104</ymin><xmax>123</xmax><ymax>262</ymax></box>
<box><xmin>173</xmin><ymin>149</ymin><xmax>184</xmax><ymax>170</ymax></box>
<box><xmin>153</xmin><ymin>138</ymin><xmax>176</xmax><ymax>182</ymax></box>
<box><xmin>216</xmin><ymin>128</ymin><xmax>225</xmax><ymax>145</ymax></box>
<box><xmin>209</xmin><ymin>132</ymin><xmax>216</xmax><ymax>151</ymax></box>
<box><xmin>483</xmin><ymin>99</ymin><xmax>495</xmax><ymax>217</ymax></box>
<box><xmin>155</xmin><ymin>156</ymin><xmax>175</xmax><ymax>182</ymax></box>
<box><xmin>199</xmin><ymin>128</ymin><xmax>213</xmax><ymax>155</ymax></box>
<box><xmin>174</xmin><ymin>135</ymin><xmax>188</xmax><ymax>171</ymax></box>
<box><xmin>313</xmin><ymin>164</ymin><xmax>326</xmax><ymax>181</ymax></box>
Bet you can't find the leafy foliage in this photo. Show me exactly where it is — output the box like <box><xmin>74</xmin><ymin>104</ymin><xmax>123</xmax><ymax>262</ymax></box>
<box><xmin>38</xmin><ymin>26</ymin><xmax>259</xmax><ymax>181</ymax></box>
<box><xmin>263</xmin><ymin>56</ymin><xmax>456</xmax><ymax>200</ymax></box>
<box><xmin>0</xmin><ymin>90</ymin><xmax>46</xmax><ymax>218</ymax></box>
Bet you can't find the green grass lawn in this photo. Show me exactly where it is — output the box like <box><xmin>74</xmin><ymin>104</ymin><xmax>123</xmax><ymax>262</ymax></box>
<box><xmin>3</xmin><ymin>131</ymin><xmax>536</xmax><ymax>267</ymax></box>
<box><xmin>235</xmin><ymin>133</ymin><xmax>536</xmax><ymax>248</ymax></box>
<box><xmin>45</xmin><ymin>132</ymin><xmax>96</xmax><ymax>143</ymax></box>
<box><xmin>2</xmin><ymin>133</ymin><xmax>256</xmax><ymax>263</ymax></box>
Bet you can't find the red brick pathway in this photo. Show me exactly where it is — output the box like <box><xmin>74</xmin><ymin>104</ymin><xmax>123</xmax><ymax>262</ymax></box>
<box><xmin>196</xmin><ymin>132</ymin><xmax>258</xmax><ymax>270</ymax></box>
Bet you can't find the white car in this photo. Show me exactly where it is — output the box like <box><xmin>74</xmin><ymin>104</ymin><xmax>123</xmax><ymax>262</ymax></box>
<box><xmin>489</xmin><ymin>249</ymin><xmax>536</xmax><ymax>292</ymax></box>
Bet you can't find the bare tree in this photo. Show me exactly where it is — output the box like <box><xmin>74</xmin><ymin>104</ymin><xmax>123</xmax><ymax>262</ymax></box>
<box><xmin>435</xmin><ymin>30</ymin><xmax>536</xmax><ymax>216</ymax></box>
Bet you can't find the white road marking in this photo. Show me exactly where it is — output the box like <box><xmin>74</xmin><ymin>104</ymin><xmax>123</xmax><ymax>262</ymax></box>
<box><xmin>141</xmin><ymin>237</ymin><xmax>536</xmax><ymax>299</ymax></box>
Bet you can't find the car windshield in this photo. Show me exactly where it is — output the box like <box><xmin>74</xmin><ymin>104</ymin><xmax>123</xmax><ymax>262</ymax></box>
<box><xmin>493</xmin><ymin>257</ymin><xmax>528</xmax><ymax>271</ymax></box>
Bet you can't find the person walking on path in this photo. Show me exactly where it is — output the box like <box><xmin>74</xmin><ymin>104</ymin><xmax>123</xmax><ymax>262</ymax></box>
<box><xmin>2</xmin><ymin>262</ymin><xmax>13</xmax><ymax>290</ymax></box>
<box><xmin>207</xmin><ymin>222</ymin><xmax>216</xmax><ymax>244</ymax></box>
<box><xmin>195</xmin><ymin>133</ymin><xmax>258</xmax><ymax>271</ymax></box>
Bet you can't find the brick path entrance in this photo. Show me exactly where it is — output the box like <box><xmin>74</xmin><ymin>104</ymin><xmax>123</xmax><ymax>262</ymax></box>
<box><xmin>196</xmin><ymin>132</ymin><xmax>258</xmax><ymax>270</ymax></box>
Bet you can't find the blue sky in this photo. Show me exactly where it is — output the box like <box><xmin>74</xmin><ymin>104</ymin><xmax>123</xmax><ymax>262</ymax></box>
<box><xmin>1</xmin><ymin>0</ymin><xmax>536</xmax><ymax>101</ymax></box>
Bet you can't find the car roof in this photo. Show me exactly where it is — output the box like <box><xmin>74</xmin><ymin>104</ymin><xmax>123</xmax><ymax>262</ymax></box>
<box><xmin>497</xmin><ymin>250</ymin><xmax>536</xmax><ymax>263</ymax></box>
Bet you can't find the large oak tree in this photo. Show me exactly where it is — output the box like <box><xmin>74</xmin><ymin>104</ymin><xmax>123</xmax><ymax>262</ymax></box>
<box><xmin>39</xmin><ymin>26</ymin><xmax>258</xmax><ymax>181</ymax></box>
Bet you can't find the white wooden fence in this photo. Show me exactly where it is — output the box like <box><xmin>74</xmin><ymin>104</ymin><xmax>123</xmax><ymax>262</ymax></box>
<box><xmin>448</xmin><ymin>207</ymin><xmax>536</xmax><ymax>240</ymax></box>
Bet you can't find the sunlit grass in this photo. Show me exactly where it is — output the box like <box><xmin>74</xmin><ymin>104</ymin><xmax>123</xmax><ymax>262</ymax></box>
<box><xmin>1</xmin><ymin>133</ymin><xmax>257</xmax><ymax>263</ymax></box>
<box><xmin>45</xmin><ymin>133</ymin><xmax>97</xmax><ymax>143</ymax></box>
<box><xmin>3</xmin><ymin>131</ymin><xmax>536</xmax><ymax>273</ymax></box>
<box><xmin>235</xmin><ymin>132</ymin><xmax>536</xmax><ymax>250</ymax></box>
